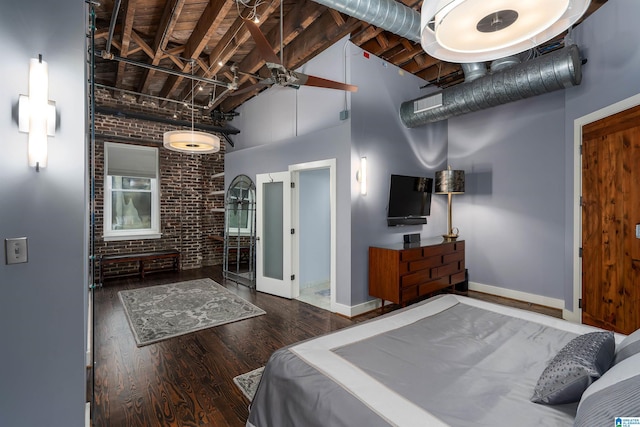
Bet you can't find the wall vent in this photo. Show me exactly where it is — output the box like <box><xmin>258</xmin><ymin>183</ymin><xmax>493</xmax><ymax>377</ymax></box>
<box><xmin>414</xmin><ymin>93</ymin><xmax>443</xmax><ymax>113</ymax></box>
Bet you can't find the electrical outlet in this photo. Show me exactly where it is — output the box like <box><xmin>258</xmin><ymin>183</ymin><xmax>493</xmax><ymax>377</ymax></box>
<box><xmin>5</xmin><ymin>237</ymin><xmax>28</xmax><ymax>264</ymax></box>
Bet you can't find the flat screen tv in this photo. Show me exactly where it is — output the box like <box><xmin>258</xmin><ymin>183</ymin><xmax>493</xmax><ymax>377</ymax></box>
<box><xmin>387</xmin><ymin>174</ymin><xmax>433</xmax><ymax>226</ymax></box>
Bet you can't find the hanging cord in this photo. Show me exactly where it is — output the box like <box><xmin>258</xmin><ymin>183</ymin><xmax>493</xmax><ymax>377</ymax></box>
<box><xmin>191</xmin><ymin>60</ymin><xmax>195</xmax><ymax>134</ymax></box>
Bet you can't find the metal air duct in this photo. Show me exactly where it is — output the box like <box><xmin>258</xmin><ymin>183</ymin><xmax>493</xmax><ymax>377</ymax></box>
<box><xmin>400</xmin><ymin>45</ymin><xmax>583</xmax><ymax>127</ymax></box>
<box><xmin>310</xmin><ymin>0</ymin><xmax>421</xmax><ymax>43</ymax></box>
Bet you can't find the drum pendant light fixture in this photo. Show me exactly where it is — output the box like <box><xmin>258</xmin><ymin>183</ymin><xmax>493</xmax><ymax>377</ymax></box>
<box><xmin>163</xmin><ymin>61</ymin><xmax>220</xmax><ymax>154</ymax></box>
<box><xmin>420</xmin><ymin>0</ymin><xmax>591</xmax><ymax>62</ymax></box>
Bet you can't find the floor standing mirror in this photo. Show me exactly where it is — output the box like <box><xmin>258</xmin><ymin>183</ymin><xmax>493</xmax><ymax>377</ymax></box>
<box><xmin>223</xmin><ymin>175</ymin><xmax>256</xmax><ymax>288</ymax></box>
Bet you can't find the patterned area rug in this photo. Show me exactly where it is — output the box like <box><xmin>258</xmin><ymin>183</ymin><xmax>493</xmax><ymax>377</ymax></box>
<box><xmin>119</xmin><ymin>278</ymin><xmax>266</xmax><ymax>346</ymax></box>
<box><xmin>233</xmin><ymin>367</ymin><xmax>264</xmax><ymax>401</ymax></box>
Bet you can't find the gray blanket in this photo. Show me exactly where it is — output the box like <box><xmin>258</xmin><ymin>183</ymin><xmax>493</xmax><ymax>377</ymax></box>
<box><xmin>247</xmin><ymin>295</ymin><xmax>610</xmax><ymax>427</ymax></box>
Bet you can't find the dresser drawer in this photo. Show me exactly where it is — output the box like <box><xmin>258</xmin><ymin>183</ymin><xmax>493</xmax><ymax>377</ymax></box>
<box><xmin>450</xmin><ymin>270</ymin><xmax>466</xmax><ymax>285</ymax></box>
<box><xmin>401</xmin><ymin>269</ymin><xmax>431</xmax><ymax>287</ymax></box>
<box><xmin>434</xmin><ymin>262</ymin><xmax>460</xmax><ymax>278</ymax></box>
<box><xmin>443</xmin><ymin>251</ymin><xmax>463</xmax><ymax>264</ymax></box>
<box><xmin>422</xmin><ymin>244</ymin><xmax>453</xmax><ymax>258</ymax></box>
<box><xmin>401</xmin><ymin>285</ymin><xmax>419</xmax><ymax>302</ymax></box>
<box><xmin>409</xmin><ymin>255</ymin><xmax>442</xmax><ymax>272</ymax></box>
<box><xmin>400</xmin><ymin>248</ymin><xmax>423</xmax><ymax>262</ymax></box>
<box><xmin>369</xmin><ymin>240</ymin><xmax>465</xmax><ymax>308</ymax></box>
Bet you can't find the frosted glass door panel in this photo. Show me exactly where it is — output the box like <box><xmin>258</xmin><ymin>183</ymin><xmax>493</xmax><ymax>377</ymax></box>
<box><xmin>256</xmin><ymin>171</ymin><xmax>292</xmax><ymax>299</ymax></box>
<box><xmin>263</xmin><ymin>181</ymin><xmax>283</xmax><ymax>280</ymax></box>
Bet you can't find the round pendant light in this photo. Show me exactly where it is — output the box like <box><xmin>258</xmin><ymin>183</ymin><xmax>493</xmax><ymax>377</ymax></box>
<box><xmin>421</xmin><ymin>0</ymin><xmax>591</xmax><ymax>63</ymax></box>
<box><xmin>163</xmin><ymin>130</ymin><xmax>220</xmax><ymax>153</ymax></box>
<box><xmin>163</xmin><ymin>60</ymin><xmax>221</xmax><ymax>154</ymax></box>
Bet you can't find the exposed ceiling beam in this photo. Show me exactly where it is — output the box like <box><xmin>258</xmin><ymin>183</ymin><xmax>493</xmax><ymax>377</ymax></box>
<box><xmin>158</xmin><ymin>0</ymin><xmax>235</xmax><ymax>102</ymax></box>
<box><xmin>228</xmin><ymin>0</ymin><xmax>325</xmax><ymax>95</ymax></box>
<box><xmin>221</xmin><ymin>12</ymin><xmax>361</xmax><ymax>111</ymax></box>
<box><xmin>115</xmin><ymin>0</ymin><xmax>137</xmax><ymax>88</ymax></box>
<box><xmin>205</xmin><ymin>0</ymin><xmax>281</xmax><ymax>79</ymax></box>
<box><xmin>137</xmin><ymin>0</ymin><xmax>186</xmax><ymax>95</ymax></box>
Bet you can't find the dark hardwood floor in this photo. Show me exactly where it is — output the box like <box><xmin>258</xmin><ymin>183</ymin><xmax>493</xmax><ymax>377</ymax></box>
<box><xmin>91</xmin><ymin>267</ymin><xmax>561</xmax><ymax>426</ymax></box>
<box><xmin>91</xmin><ymin>267</ymin><xmax>378</xmax><ymax>427</ymax></box>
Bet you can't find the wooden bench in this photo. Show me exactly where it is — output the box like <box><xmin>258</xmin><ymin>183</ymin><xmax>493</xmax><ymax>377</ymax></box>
<box><xmin>99</xmin><ymin>249</ymin><xmax>180</xmax><ymax>284</ymax></box>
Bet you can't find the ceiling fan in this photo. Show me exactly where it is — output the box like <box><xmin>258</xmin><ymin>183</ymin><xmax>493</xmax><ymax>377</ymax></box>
<box><xmin>230</xmin><ymin>19</ymin><xmax>358</xmax><ymax>97</ymax></box>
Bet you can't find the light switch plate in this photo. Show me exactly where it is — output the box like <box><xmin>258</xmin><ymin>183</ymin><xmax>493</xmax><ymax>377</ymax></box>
<box><xmin>5</xmin><ymin>237</ymin><xmax>28</xmax><ymax>264</ymax></box>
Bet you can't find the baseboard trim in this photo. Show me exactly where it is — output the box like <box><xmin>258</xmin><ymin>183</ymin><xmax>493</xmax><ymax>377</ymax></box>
<box><xmin>468</xmin><ymin>281</ymin><xmax>564</xmax><ymax>310</ymax></box>
<box><xmin>333</xmin><ymin>298</ymin><xmax>380</xmax><ymax>318</ymax></box>
<box><xmin>562</xmin><ymin>308</ymin><xmax>581</xmax><ymax>323</ymax></box>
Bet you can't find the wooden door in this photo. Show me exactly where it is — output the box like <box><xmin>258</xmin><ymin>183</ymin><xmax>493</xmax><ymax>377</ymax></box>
<box><xmin>582</xmin><ymin>104</ymin><xmax>640</xmax><ymax>334</ymax></box>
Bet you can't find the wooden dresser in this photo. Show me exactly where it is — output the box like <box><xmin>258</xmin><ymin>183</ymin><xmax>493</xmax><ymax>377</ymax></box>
<box><xmin>369</xmin><ymin>238</ymin><xmax>465</xmax><ymax>307</ymax></box>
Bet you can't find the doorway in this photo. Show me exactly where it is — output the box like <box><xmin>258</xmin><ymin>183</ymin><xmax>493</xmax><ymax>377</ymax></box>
<box><xmin>294</xmin><ymin>168</ymin><xmax>332</xmax><ymax>311</ymax></box>
<box><xmin>573</xmin><ymin>94</ymin><xmax>640</xmax><ymax>333</ymax></box>
<box><xmin>255</xmin><ymin>159</ymin><xmax>337</xmax><ymax>311</ymax></box>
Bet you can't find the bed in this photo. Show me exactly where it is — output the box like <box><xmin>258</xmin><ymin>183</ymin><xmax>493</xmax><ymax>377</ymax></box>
<box><xmin>247</xmin><ymin>294</ymin><xmax>640</xmax><ymax>426</ymax></box>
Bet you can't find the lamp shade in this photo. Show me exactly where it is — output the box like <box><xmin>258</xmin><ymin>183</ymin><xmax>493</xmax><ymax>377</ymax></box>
<box><xmin>163</xmin><ymin>130</ymin><xmax>220</xmax><ymax>153</ymax></box>
<box><xmin>435</xmin><ymin>169</ymin><xmax>465</xmax><ymax>194</ymax></box>
<box><xmin>421</xmin><ymin>0</ymin><xmax>591</xmax><ymax>62</ymax></box>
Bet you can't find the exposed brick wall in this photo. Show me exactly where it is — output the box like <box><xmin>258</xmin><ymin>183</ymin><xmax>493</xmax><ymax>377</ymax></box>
<box><xmin>93</xmin><ymin>88</ymin><xmax>225</xmax><ymax>278</ymax></box>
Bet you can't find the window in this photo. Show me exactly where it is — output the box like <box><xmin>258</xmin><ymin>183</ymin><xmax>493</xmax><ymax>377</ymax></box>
<box><xmin>103</xmin><ymin>142</ymin><xmax>160</xmax><ymax>240</ymax></box>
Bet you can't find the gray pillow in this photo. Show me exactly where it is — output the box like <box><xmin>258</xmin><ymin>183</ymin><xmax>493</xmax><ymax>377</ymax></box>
<box><xmin>575</xmin><ymin>353</ymin><xmax>640</xmax><ymax>426</ymax></box>
<box><xmin>531</xmin><ymin>331</ymin><xmax>615</xmax><ymax>404</ymax></box>
<box><xmin>614</xmin><ymin>328</ymin><xmax>640</xmax><ymax>365</ymax></box>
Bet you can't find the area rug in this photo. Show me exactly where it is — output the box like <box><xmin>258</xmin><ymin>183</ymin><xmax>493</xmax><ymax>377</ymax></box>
<box><xmin>119</xmin><ymin>278</ymin><xmax>266</xmax><ymax>346</ymax></box>
<box><xmin>233</xmin><ymin>367</ymin><xmax>264</xmax><ymax>401</ymax></box>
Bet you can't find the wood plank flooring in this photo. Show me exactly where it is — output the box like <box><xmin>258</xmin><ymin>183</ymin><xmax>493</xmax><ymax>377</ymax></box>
<box><xmin>91</xmin><ymin>267</ymin><xmax>561</xmax><ymax>426</ymax></box>
<box><xmin>91</xmin><ymin>267</ymin><xmax>378</xmax><ymax>427</ymax></box>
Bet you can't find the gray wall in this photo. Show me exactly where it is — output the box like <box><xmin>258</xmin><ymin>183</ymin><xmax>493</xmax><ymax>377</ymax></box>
<box><xmin>299</xmin><ymin>169</ymin><xmax>331</xmax><ymax>289</ymax></box>
<box><xmin>447</xmin><ymin>0</ymin><xmax>640</xmax><ymax>309</ymax></box>
<box><xmin>349</xmin><ymin>44</ymin><xmax>447</xmax><ymax>305</ymax></box>
<box><xmin>563</xmin><ymin>0</ymin><xmax>640</xmax><ymax>310</ymax></box>
<box><xmin>448</xmin><ymin>92</ymin><xmax>566</xmax><ymax>299</ymax></box>
<box><xmin>225</xmin><ymin>124</ymin><xmax>352</xmax><ymax>303</ymax></box>
<box><xmin>227</xmin><ymin>39</ymin><xmax>448</xmax><ymax>307</ymax></box>
<box><xmin>0</xmin><ymin>1</ymin><xmax>87</xmax><ymax>426</ymax></box>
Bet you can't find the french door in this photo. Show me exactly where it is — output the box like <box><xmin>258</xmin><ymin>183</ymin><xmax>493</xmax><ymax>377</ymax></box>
<box><xmin>255</xmin><ymin>172</ymin><xmax>293</xmax><ymax>298</ymax></box>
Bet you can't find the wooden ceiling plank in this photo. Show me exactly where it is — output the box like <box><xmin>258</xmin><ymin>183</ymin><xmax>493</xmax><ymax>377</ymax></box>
<box><xmin>127</xmin><ymin>46</ymin><xmax>144</xmax><ymax>55</ymax></box>
<box><xmin>350</xmin><ymin>26</ymin><xmax>384</xmax><ymax>46</ymax></box>
<box><xmin>159</xmin><ymin>0</ymin><xmax>235</xmax><ymax>103</ymax></box>
<box><xmin>375</xmin><ymin>33</ymin><xmax>389</xmax><ymax>50</ymax></box>
<box><xmin>328</xmin><ymin>9</ymin><xmax>346</xmax><ymax>26</ymax></box>
<box><xmin>184</xmin><ymin>0</ymin><xmax>235</xmax><ymax>60</ymax></box>
<box><xmin>222</xmin><ymin>13</ymin><xmax>361</xmax><ymax>111</ymax></box>
<box><xmin>418</xmin><ymin>62</ymin><xmax>461</xmax><ymax>83</ymax></box>
<box><xmin>115</xmin><ymin>0</ymin><xmax>137</xmax><ymax>88</ymax></box>
<box><xmin>130</xmin><ymin>30</ymin><xmax>154</xmax><ymax>59</ymax></box>
<box><xmin>138</xmin><ymin>0</ymin><xmax>186</xmax><ymax>95</ymax></box>
<box><xmin>94</xmin><ymin>29</ymin><xmax>110</xmax><ymax>39</ymax></box>
<box><xmin>162</xmin><ymin>46</ymin><xmax>186</xmax><ymax>57</ymax></box>
<box><xmin>205</xmin><ymin>0</ymin><xmax>281</xmax><ymax>78</ymax></box>
<box><xmin>230</xmin><ymin>0</ymin><xmax>324</xmax><ymax>89</ymax></box>
<box><xmin>168</xmin><ymin>54</ymin><xmax>185</xmax><ymax>69</ymax></box>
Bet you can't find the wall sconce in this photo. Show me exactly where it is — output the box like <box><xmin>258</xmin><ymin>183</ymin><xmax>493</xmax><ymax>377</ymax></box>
<box><xmin>435</xmin><ymin>165</ymin><xmax>465</xmax><ymax>240</ymax></box>
<box><xmin>356</xmin><ymin>156</ymin><xmax>367</xmax><ymax>195</ymax></box>
<box><xmin>19</xmin><ymin>55</ymin><xmax>56</xmax><ymax>171</ymax></box>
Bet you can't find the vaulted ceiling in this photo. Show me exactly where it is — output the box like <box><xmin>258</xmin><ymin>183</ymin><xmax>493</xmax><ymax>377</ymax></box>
<box><xmin>91</xmin><ymin>0</ymin><xmax>608</xmax><ymax>116</ymax></box>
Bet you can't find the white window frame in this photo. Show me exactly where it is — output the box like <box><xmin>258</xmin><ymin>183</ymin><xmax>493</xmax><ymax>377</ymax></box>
<box><xmin>103</xmin><ymin>142</ymin><xmax>161</xmax><ymax>241</ymax></box>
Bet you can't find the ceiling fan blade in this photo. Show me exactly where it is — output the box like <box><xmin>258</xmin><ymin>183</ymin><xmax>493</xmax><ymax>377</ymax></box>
<box><xmin>298</xmin><ymin>74</ymin><xmax>358</xmax><ymax>92</ymax></box>
<box><xmin>244</xmin><ymin>19</ymin><xmax>282</xmax><ymax>66</ymax></box>
<box><xmin>228</xmin><ymin>79</ymin><xmax>273</xmax><ymax>97</ymax></box>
